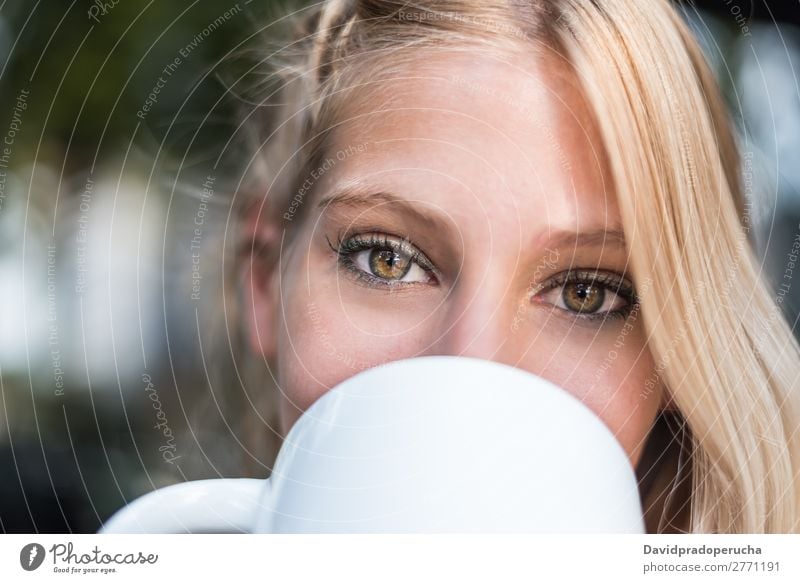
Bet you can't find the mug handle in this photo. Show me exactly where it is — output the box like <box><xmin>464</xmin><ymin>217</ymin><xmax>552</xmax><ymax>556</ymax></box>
<box><xmin>98</xmin><ymin>478</ymin><xmax>266</xmax><ymax>533</ymax></box>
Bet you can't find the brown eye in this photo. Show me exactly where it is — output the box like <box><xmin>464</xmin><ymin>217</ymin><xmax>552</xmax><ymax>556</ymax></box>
<box><xmin>562</xmin><ymin>282</ymin><xmax>604</xmax><ymax>313</ymax></box>
<box><xmin>369</xmin><ymin>248</ymin><xmax>412</xmax><ymax>280</ymax></box>
<box><xmin>532</xmin><ymin>270</ymin><xmax>634</xmax><ymax>320</ymax></box>
<box><xmin>333</xmin><ymin>233</ymin><xmax>436</xmax><ymax>286</ymax></box>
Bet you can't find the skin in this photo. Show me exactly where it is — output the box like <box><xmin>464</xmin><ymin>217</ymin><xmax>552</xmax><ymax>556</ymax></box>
<box><xmin>247</xmin><ymin>48</ymin><xmax>664</xmax><ymax>469</ymax></box>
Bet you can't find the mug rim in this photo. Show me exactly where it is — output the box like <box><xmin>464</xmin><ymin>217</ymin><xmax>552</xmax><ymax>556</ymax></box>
<box><xmin>275</xmin><ymin>354</ymin><xmax>632</xmax><ymax>472</ymax></box>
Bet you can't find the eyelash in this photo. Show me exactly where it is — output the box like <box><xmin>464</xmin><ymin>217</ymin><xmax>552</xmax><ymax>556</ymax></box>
<box><xmin>327</xmin><ymin>232</ymin><xmax>438</xmax><ymax>287</ymax></box>
<box><xmin>328</xmin><ymin>232</ymin><xmax>638</xmax><ymax>320</ymax></box>
<box><xmin>532</xmin><ymin>270</ymin><xmax>638</xmax><ymax>321</ymax></box>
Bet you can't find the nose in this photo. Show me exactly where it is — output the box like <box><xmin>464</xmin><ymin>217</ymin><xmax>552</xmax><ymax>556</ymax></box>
<box><xmin>422</xmin><ymin>273</ymin><xmax>521</xmax><ymax>366</ymax></box>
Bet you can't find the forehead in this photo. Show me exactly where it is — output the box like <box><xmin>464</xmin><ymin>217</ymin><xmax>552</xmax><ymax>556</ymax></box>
<box><xmin>311</xmin><ymin>49</ymin><xmax>619</xmax><ymax>240</ymax></box>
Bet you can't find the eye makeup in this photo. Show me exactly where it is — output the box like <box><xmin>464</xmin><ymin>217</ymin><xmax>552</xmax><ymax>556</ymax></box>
<box><xmin>324</xmin><ymin>226</ymin><xmax>637</xmax><ymax>323</ymax></box>
<box><xmin>529</xmin><ymin>269</ymin><xmax>638</xmax><ymax>321</ymax></box>
<box><xmin>326</xmin><ymin>232</ymin><xmax>439</xmax><ymax>288</ymax></box>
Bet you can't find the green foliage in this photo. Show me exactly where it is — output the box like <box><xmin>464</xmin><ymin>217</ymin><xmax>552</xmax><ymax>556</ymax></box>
<box><xmin>0</xmin><ymin>0</ymin><xmax>292</xmax><ymax>172</ymax></box>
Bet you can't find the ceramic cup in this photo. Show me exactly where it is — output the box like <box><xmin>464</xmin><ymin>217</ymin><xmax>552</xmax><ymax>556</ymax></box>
<box><xmin>100</xmin><ymin>356</ymin><xmax>644</xmax><ymax>533</ymax></box>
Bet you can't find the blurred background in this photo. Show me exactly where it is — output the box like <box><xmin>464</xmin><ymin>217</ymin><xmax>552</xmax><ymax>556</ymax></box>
<box><xmin>0</xmin><ymin>0</ymin><xmax>799</xmax><ymax>532</ymax></box>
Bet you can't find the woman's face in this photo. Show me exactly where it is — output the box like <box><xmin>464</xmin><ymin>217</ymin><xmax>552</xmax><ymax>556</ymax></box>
<box><xmin>250</xmin><ymin>50</ymin><xmax>663</xmax><ymax>468</ymax></box>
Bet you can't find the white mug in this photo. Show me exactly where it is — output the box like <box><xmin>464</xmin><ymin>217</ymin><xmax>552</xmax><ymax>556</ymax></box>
<box><xmin>100</xmin><ymin>356</ymin><xmax>644</xmax><ymax>533</ymax></box>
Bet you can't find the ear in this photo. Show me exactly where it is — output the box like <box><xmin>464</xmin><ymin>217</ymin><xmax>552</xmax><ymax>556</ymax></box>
<box><xmin>240</xmin><ymin>198</ymin><xmax>282</xmax><ymax>362</ymax></box>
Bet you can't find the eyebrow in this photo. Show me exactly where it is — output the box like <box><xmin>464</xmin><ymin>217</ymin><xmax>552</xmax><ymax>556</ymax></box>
<box><xmin>318</xmin><ymin>185</ymin><xmax>626</xmax><ymax>250</ymax></box>
<box><xmin>317</xmin><ymin>185</ymin><xmax>447</xmax><ymax>230</ymax></box>
<box><xmin>543</xmin><ymin>228</ymin><xmax>627</xmax><ymax>250</ymax></box>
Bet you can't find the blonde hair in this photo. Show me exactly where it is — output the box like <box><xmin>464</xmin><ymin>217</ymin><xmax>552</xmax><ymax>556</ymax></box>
<box><xmin>237</xmin><ymin>0</ymin><xmax>800</xmax><ymax>532</ymax></box>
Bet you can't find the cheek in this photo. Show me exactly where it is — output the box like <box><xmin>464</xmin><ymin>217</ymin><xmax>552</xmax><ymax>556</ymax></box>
<box><xmin>274</xmin><ymin>273</ymin><xmax>435</xmax><ymax>433</ymax></box>
<box><xmin>274</xmin><ymin>242</ymin><xmax>662</xmax><ymax>460</ymax></box>
<box><xmin>535</xmin><ymin>326</ymin><xmax>660</xmax><ymax>467</ymax></box>
<box><xmin>274</xmin><ymin>291</ymin><xmax>356</xmax><ymax>432</ymax></box>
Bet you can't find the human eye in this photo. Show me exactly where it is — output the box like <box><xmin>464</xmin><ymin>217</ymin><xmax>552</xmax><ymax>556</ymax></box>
<box><xmin>532</xmin><ymin>269</ymin><xmax>637</xmax><ymax>321</ymax></box>
<box><xmin>327</xmin><ymin>232</ymin><xmax>438</xmax><ymax>287</ymax></box>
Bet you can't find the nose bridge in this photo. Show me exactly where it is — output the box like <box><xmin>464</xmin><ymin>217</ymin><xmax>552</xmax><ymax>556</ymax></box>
<box><xmin>427</xmin><ymin>273</ymin><xmax>517</xmax><ymax>363</ymax></box>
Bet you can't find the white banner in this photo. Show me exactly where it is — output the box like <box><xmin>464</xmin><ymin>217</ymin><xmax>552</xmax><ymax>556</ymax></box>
<box><xmin>1</xmin><ymin>534</ymin><xmax>797</xmax><ymax>582</ymax></box>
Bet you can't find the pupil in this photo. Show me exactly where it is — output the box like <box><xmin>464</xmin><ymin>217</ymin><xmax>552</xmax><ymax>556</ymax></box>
<box><xmin>564</xmin><ymin>282</ymin><xmax>604</xmax><ymax>313</ymax></box>
<box><xmin>383</xmin><ymin>251</ymin><xmax>398</xmax><ymax>266</ymax></box>
<box><xmin>369</xmin><ymin>248</ymin><xmax>410</xmax><ymax>279</ymax></box>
